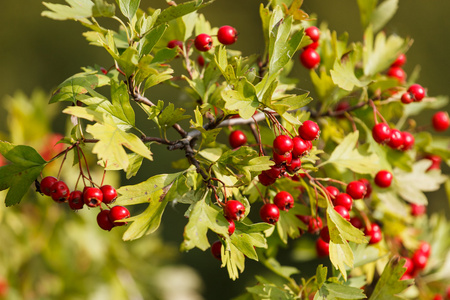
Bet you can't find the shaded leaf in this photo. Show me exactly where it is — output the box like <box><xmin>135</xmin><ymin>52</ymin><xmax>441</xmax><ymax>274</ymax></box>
<box><xmin>115</xmin><ymin>0</ymin><xmax>140</xmax><ymax>21</ymax></box>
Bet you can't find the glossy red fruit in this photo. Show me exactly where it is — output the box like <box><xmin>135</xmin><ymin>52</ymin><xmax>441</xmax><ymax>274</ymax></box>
<box><xmin>304</xmin><ymin>41</ymin><xmax>319</xmax><ymax>50</ymax></box>
<box><xmin>296</xmin><ymin>214</ymin><xmax>311</xmax><ymax>225</ymax></box>
<box><xmin>374</xmin><ymin>170</ymin><xmax>393</xmax><ymax>188</ymax></box>
<box><xmin>401</xmin><ymin>131</ymin><xmax>415</xmax><ymax>151</ymax></box>
<box><xmin>365</xmin><ymin>224</ymin><xmax>382</xmax><ymax>244</ymax></box>
<box><xmin>100</xmin><ymin>185</ymin><xmax>118</xmax><ymax>204</ymax></box>
<box><xmin>408</xmin><ymin>84</ymin><xmax>426</xmax><ymax>101</ymax></box>
<box><xmin>211</xmin><ymin>240</ymin><xmax>222</xmax><ymax>260</ymax></box>
<box><xmin>258</xmin><ymin>171</ymin><xmax>277</xmax><ymax>186</ymax></box>
<box><xmin>229</xmin><ymin>130</ymin><xmax>247</xmax><ymax>149</ymax></box>
<box><xmin>325</xmin><ymin>186</ymin><xmax>339</xmax><ymax>199</ymax></box>
<box><xmin>400</xmin><ymin>92</ymin><xmax>413</xmax><ymax>104</ymax></box>
<box><xmin>298</xmin><ymin>120</ymin><xmax>320</xmax><ymax>141</ymax></box>
<box><xmin>372</xmin><ymin>123</ymin><xmax>391</xmax><ymax>144</ymax></box>
<box><xmin>387</xmin><ymin>129</ymin><xmax>404</xmax><ymax>150</ymax></box>
<box><xmin>334</xmin><ymin>205</ymin><xmax>350</xmax><ymax>221</ymax></box>
<box><xmin>272</xmin><ymin>150</ymin><xmax>292</xmax><ymax>165</ymax></box>
<box><xmin>319</xmin><ymin>226</ymin><xmax>330</xmax><ymax>243</ymax></box>
<box><xmin>358</xmin><ymin>178</ymin><xmax>372</xmax><ymax>198</ymax></box>
<box><xmin>346</xmin><ymin>181</ymin><xmax>367</xmax><ymax>200</ymax></box>
<box><xmin>100</xmin><ymin>67</ymin><xmax>108</xmax><ymax>75</ymax></box>
<box><xmin>350</xmin><ymin>216</ymin><xmax>364</xmax><ymax>229</ymax></box>
<box><xmin>425</xmin><ymin>154</ymin><xmax>442</xmax><ymax>171</ymax></box>
<box><xmin>265</xmin><ymin>164</ymin><xmax>284</xmax><ymax>179</ymax></box>
<box><xmin>402</xmin><ymin>257</ymin><xmax>414</xmax><ymax>275</ymax></box>
<box><xmin>334</xmin><ymin>193</ymin><xmax>353</xmax><ymax>211</ymax></box>
<box><xmin>197</xmin><ymin>55</ymin><xmax>205</xmax><ymax>67</ymax></box>
<box><xmin>273</xmin><ymin>135</ymin><xmax>294</xmax><ymax>155</ymax></box>
<box><xmin>226</xmin><ymin>218</ymin><xmax>235</xmax><ymax>235</ymax></box>
<box><xmin>68</xmin><ymin>190</ymin><xmax>84</xmax><ymax>210</ymax></box>
<box><xmin>418</xmin><ymin>241</ymin><xmax>431</xmax><ymax>257</ymax></box>
<box><xmin>432</xmin><ymin>295</ymin><xmax>443</xmax><ymax>300</ymax></box>
<box><xmin>83</xmin><ymin>187</ymin><xmax>103</xmax><ymax>207</ymax></box>
<box><xmin>224</xmin><ymin>200</ymin><xmax>246</xmax><ymax>221</ymax></box>
<box><xmin>391</xmin><ymin>53</ymin><xmax>406</xmax><ymax>67</ymax></box>
<box><xmin>387</xmin><ymin>66</ymin><xmax>406</xmax><ymax>83</ymax></box>
<box><xmin>109</xmin><ymin>205</ymin><xmax>130</xmax><ymax>226</ymax></box>
<box><xmin>97</xmin><ymin>209</ymin><xmax>115</xmax><ymax>231</ymax></box>
<box><xmin>316</xmin><ymin>238</ymin><xmax>329</xmax><ymax>257</ymax></box>
<box><xmin>260</xmin><ymin>203</ymin><xmax>280</xmax><ymax>224</ymax></box>
<box><xmin>292</xmin><ymin>136</ymin><xmax>311</xmax><ymax>157</ymax></box>
<box><xmin>217</xmin><ymin>25</ymin><xmax>238</xmax><ymax>45</ymax></box>
<box><xmin>412</xmin><ymin>250</ymin><xmax>428</xmax><ymax>270</ymax></box>
<box><xmin>308</xmin><ymin>216</ymin><xmax>323</xmax><ymax>234</ymax></box>
<box><xmin>432</xmin><ymin>111</ymin><xmax>450</xmax><ymax>131</ymax></box>
<box><xmin>305</xmin><ymin>26</ymin><xmax>320</xmax><ymax>43</ymax></box>
<box><xmin>50</xmin><ymin>181</ymin><xmax>70</xmax><ymax>203</ymax></box>
<box><xmin>167</xmin><ymin>40</ymin><xmax>183</xmax><ymax>50</ymax></box>
<box><xmin>410</xmin><ymin>203</ymin><xmax>426</xmax><ymax>216</ymax></box>
<box><xmin>273</xmin><ymin>191</ymin><xmax>295</xmax><ymax>211</ymax></box>
<box><xmin>286</xmin><ymin>157</ymin><xmax>302</xmax><ymax>174</ymax></box>
<box><xmin>300</xmin><ymin>48</ymin><xmax>320</xmax><ymax>69</ymax></box>
<box><xmin>194</xmin><ymin>33</ymin><xmax>213</xmax><ymax>52</ymax></box>
<box><xmin>40</xmin><ymin>176</ymin><xmax>58</xmax><ymax>196</ymax></box>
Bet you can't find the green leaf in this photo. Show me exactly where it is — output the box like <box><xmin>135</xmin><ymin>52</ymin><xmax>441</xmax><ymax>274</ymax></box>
<box><xmin>42</xmin><ymin>0</ymin><xmax>94</xmax><ymax>22</ymax></box>
<box><xmin>144</xmin><ymin>68</ymin><xmax>174</xmax><ymax>90</ymax></box>
<box><xmin>318</xmin><ymin>282</ymin><xmax>367</xmax><ymax>299</ymax></box>
<box><xmin>222</xmin><ymin>240</ymin><xmax>246</xmax><ymax>281</ymax></box>
<box><xmin>357</xmin><ymin>0</ymin><xmax>377</xmax><ymax>30</ymax></box>
<box><xmin>231</xmin><ymin>222</ymin><xmax>271</xmax><ymax>261</ymax></box>
<box><xmin>316</xmin><ymin>264</ymin><xmax>328</xmax><ymax>288</ymax></box>
<box><xmin>115</xmin><ymin>0</ymin><xmax>140</xmax><ymax>21</ymax></box>
<box><xmin>327</xmin><ymin>206</ymin><xmax>367</xmax><ymax>244</ymax></box>
<box><xmin>157</xmin><ymin>102</ymin><xmax>191</xmax><ymax>130</ymax></box>
<box><xmin>370</xmin><ymin>0</ymin><xmax>398</xmax><ymax>33</ymax></box>
<box><xmin>276</xmin><ymin>209</ymin><xmax>305</xmax><ymax>243</ymax></box>
<box><xmin>222</xmin><ymin>78</ymin><xmax>259</xmax><ymax>119</ymax></box>
<box><xmin>369</xmin><ymin>256</ymin><xmax>414</xmax><ymax>300</ymax></box>
<box><xmin>321</xmin><ymin>131</ymin><xmax>380</xmax><ymax>174</ymax></box>
<box><xmin>329</xmin><ymin>241</ymin><xmax>353</xmax><ymax>281</ymax></box>
<box><xmin>153</xmin><ymin>0</ymin><xmax>214</xmax><ymax>28</ymax></box>
<box><xmin>330</xmin><ymin>52</ymin><xmax>370</xmax><ymax>91</ymax></box>
<box><xmin>92</xmin><ymin>0</ymin><xmax>115</xmax><ymax>17</ymax></box>
<box><xmin>0</xmin><ymin>142</ymin><xmax>46</xmax><ymax>206</ymax></box>
<box><xmin>138</xmin><ymin>24</ymin><xmax>168</xmax><ymax>57</ymax></box>
<box><xmin>117</xmin><ymin>47</ymin><xmax>139</xmax><ymax>77</ymax></box>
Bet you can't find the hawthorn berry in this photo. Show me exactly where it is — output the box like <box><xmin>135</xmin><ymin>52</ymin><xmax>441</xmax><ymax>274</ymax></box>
<box><xmin>265</xmin><ymin>164</ymin><xmax>284</xmax><ymax>179</ymax></box>
<box><xmin>167</xmin><ymin>40</ymin><xmax>183</xmax><ymax>50</ymax></box>
<box><xmin>387</xmin><ymin>66</ymin><xmax>406</xmax><ymax>83</ymax></box>
<box><xmin>346</xmin><ymin>181</ymin><xmax>367</xmax><ymax>200</ymax></box>
<box><xmin>260</xmin><ymin>203</ymin><xmax>280</xmax><ymax>224</ymax></box>
<box><xmin>273</xmin><ymin>135</ymin><xmax>294</xmax><ymax>155</ymax></box>
<box><xmin>50</xmin><ymin>181</ymin><xmax>70</xmax><ymax>203</ymax></box>
<box><xmin>194</xmin><ymin>33</ymin><xmax>213</xmax><ymax>52</ymax></box>
<box><xmin>258</xmin><ymin>171</ymin><xmax>276</xmax><ymax>186</ymax></box>
<box><xmin>299</xmin><ymin>48</ymin><xmax>320</xmax><ymax>69</ymax></box>
<box><xmin>334</xmin><ymin>205</ymin><xmax>350</xmax><ymax>221</ymax></box>
<box><xmin>350</xmin><ymin>216</ymin><xmax>364</xmax><ymax>229</ymax></box>
<box><xmin>83</xmin><ymin>187</ymin><xmax>103</xmax><ymax>207</ymax></box>
<box><xmin>109</xmin><ymin>205</ymin><xmax>130</xmax><ymax>226</ymax></box>
<box><xmin>319</xmin><ymin>226</ymin><xmax>330</xmax><ymax>243</ymax></box>
<box><xmin>402</xmin><ymin>257</ymin><xmax>414</xmax><ymax>276</ymax></box>
<box><xmin>308</xmin><ymin>216</ymin><xmax>323</xmax><ymax>234</ymax></box>
<box><xmin>286</xmin><ymin>157</ymin><xmax>302</xmax><ymax>174</ymax></box>
<box><xmin>401</xmin><ymin>131</ymin><xmax>415</xmax><ymax>151</ymax></box>
<box><xmin>100</xmin><ymin>185</ymin><xmax>118</xmax><ymax>204</ymax></box>
<box><xmin>315</xmin><ymin>238</ymin><xmax>329</xmax><ymax>257</ymax></box>
<box><xmin>292</xmin><ymin>136</ymin><xmax>311</xmax><ymax>157</ymax></box>
<box><xmin>226</xmin><ymin>218</ymin><xmax>235</xmax><ymax>235</ymax></box>
<box><xmin>431</xmin><ymin>111</ymin><xmax>450</xmax><ymax>131</ymax></box>
<box><xmin>40</xmin><ymin>176</ymin><xmax>58</xmax><ymax>196</ymax></box>
<box><xmin>374</xmin><ymin>170</ymin><xmax>393</xmax><ymax>188</ymax></box>
<box><xmin>229</xmin><ymin>130</ymin><xmax>247</xmax><ymax>149</ymax></box>
<box><xmin>412</xmin><ymin>250</ymin><xmax>428</xmax><ymax>270</ymax></box>
<box><xmin>325</xmin><ymin>186</ymin><xmax>339</xmax><ymax>199</ymax></box>
<box><xmin>391</xmin><ymin>53</ymin><xmax>406</xmax><ymax>67</ymax></box>
<box><xmin>372</xmin><ymin>123</ymin><xmax>391</xmax><ymax>144</ymax></box>
<box><xmin>97</xmin><ymin>209</ymin><xmax>114</xmax><ymax>231</ymax></box>
<box><xmin>358</xmin><ymin>178</ymin><xmax>372</xmax><ymax>198</ymax></box>
<box><xmin>400</xmin><ymin>92</ymin><xmax>413</xmax><ymax>104</ymax></box>
<box><xmin>197</xmin><ymin>55</ymin><xmax>205</xmax><ymax>67</ymax></box>
<box><xmin>272</xmin><ymin>150</ymin><xmax>292</xmax><ymax>165</ymax></box>
<box><xmin>410</xmin><ymin>203</ymin><xmax>426</xmax><ymax>216</ymax></box>
<box><xmin>298</xmin><ymin>120</ymin><xmax>320</xmax><ymax>141</ymax></box>
<box><xmin>334</xmin><ymin>193</ymin><xmax>353</xmax><ymax>211</ymax></box>
<box><xmin>217</xmin><ymin>25</ymin><xmax>238</xmax><ymax>45</ymax></box>
<box><xmin>273</xmin><ymin>191</ymin><xmax>294</xmax><ymax>211</ymax></box>
<box><xmin>100</xmin><ymin>67</ymin><xmax>108</xmax><ymax>75</ymax></box>
<box><xmin>418</xmin><ymin>241</ymin><xmax>431</xmax><ymax>257</ymax></box>
<box><xmin>425</xmin><ymin>154</ymin><xmax>442</xmax><ymax>171</ymax></box>
<box><xmin>211</xmin><ymin>240</ymin><xmax>222</xmax><ymax>260</ymax></box>
<box><xmin>387</xmin><ymin>129</ymin><xmax>404</xmax><ymax>150</ymax></box>
<box><xmin>224</xmin><ymin>200</ymin><xmax>246</xmax><ymax>221</ymax></box>
<box><xmin>365</xmin><ymin>223</ymin><xmax>382</xmax><ymax>244</ymax></box>
<box><xmin>68</xmin><ymin>190</ymin><xmax>84</xmax><ymax>210</ymax></box>
<box><xmin>408</xmin><ymin>84</ymin><xmax>426</xmax><ymax>101</ymax></box>
<box><xmin>305</xmin><ymin>26</ymin><xmax>320</xmax><ymax>43</ymax></box>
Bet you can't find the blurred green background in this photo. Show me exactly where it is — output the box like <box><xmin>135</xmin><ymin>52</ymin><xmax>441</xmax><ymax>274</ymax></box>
<box><xmin>0</xmin><ymin>0</ymin><xmax>449</xmax><ymax>299</ymax></box>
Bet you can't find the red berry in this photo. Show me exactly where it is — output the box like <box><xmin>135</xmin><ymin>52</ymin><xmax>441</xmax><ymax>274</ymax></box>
<box><xmin>226</xmin><ymin>218</ymin><xmax>235</xmax><ymax>235</ymax></box>
<box><xmin>286</xmin><ymin>157</ymin><xmax>302</xmax><ymax>174</ymax></box>
<box><xmin>224</xmin><ymin>200</ymin><xmax>246</xmax><ymax>221</ymax></box>
<box><xmin>260</xmin><ymin>203</ymin><xmax>280</xmax><ymax>224</ymax></box>
<box><xmin>292</xmin><ymin>136</ymin><xmax>311</xmax><ymax>157</ymax></box>
<box><xmin>402</xmin><ymin>256</ymin><xmax>414</xmax><ymax>275</ymax></box>
<box><xmin>273</xmin><ymin>135</ymin><xmax>294</xmax><ymax>155</ymax></box>
<box><xmin>432</xmin><ymin>295</ymin><xmax>443</xmax><ymax>300</ymax></box>
<box><xmin>325</xmin><ymin>186</ymin><xmax>339</xmax><ymax>199</ymax></box>
<box><xmin>194</xmin><ymin>33</ymin><xmax>213</xmax><ymax>52</ymax></box>
<box><xmin>272</xmin><ymin>150</ymin><xmax>292</xmax><ymax>165</ymax></box>
<box><xmin>97</xmin><ymin>209</ymin><xmax>115</xmax><ymax>231</ymax></box>
<box><xmin>100</xmin><ymin>185</ymin><xmax>118</xmax><ymax>204</ymax></box>
<box><xmin>258</xmin><ymin>171</ymin><xmax>276</xmax><ymax>186</ymax></box>
<box><xmin>0</xmin><ymin>278</ymin><xmax>8</xmax><ymax>298</ymax></box>
<box><xmin>410</xmin><ymin>203</ymin><xmax>426</xmax><ymax>216</ymax></box>
<box><xmin>412</xmin><ymin>250</ymin><xmax>428</xmax><ymax>270</ymax></box>
<box><xmin>211</xmin><ymin>240</ymin><xmax>222</xmax><ymax>260</ymax></box>
<box><xmin>265</xmin><ymin>164</ymin><xmax>284</xmax><ymax>179</ymax></box>
<box><xmin>334</xmin><ymin>205</ymin><xmax>350</xmax><ymax>221</ymax></box>
<box><xmin>400</xmin><ymin>92</ymin><xmax>413</xmax><ymax>104</ymax></box>
<box><xmin>334</xmin><ymin>193</ymin><xmax>353</xmax><ymax>211</ymax></box>
<box><xmin>83</xmin><ymin>187</ymin><xmax>103</xmax><ymax>207</ymax></box>
<box><xmin>408</xmin><ymin>84</ymin><xmax>426</xmax><ymax>101</ymax></box>
<box><xmin>391</xmin><ymin>54</ymin><xmax>406</xmax><ymax>67</ymax></box>
<box><xmin>308</xmin><ymin>216</ymin><xmax>323</xmax><ymax>234</ymax></box>
<box><xmin>167</xmin><ymin>40</ymin><xmax>183</xmax><ymax>50</ymax></box>
<box><xmin>305</xmin><ymin>26</ymin><xmax>320</xmax><ymax>43</ymax></box>
<box><xmin>372</xmin><ymin>123</ymin><xmax>391</xmax><ymax>144</ymax></box>
<box><xmin>387</xmin><ymin>129</ymin><xmax>403</xmax><ymax>150</ymax></box>
<box><xmin>109</xmin><ymin>205</ymin><xmax>130</xmax><ymax>226</ymax></box>
<box><xmin>40</xmin><ymin>176</ymin><xmax>58</xmax><ymax>196</ymax></box>
<box><xmin>229</xmin><ymin>130</ymin><xmax>247</xmax><ymax>149</ymax></box>
<box><xmin>319</xmin><ymin>226</ymin><xmax>330</xmax><ymax>243</ymax></box>
<box><xmin>350</xmin><ymin>217</ymin><xmax>364</xmax><ymax>229</ymax></box>
<box><xmin>365</xmin><ymin>224</ymin><xmax>382</xmax><ymax>244</ymax></box>
<box><xmin>358</xmin><ymin>178</ymin><xmax>372</xmax><ymax>198</ymax></box>
<box><xmin>298</xmin><ymin>120</ymin><xmax>320</xmax><ymax>141</ymax></box>
<box><xmin>300</xmin><ymin>48</ymin><xmax>320</xmax><ymax>69</ymax></box>
<box><xmin>374</xmin><ymin>170</ymin><xmax>393</xmax><ymax>188</ymax></box>
<box><xmin>100</xmin><ymin>67</ymin><xmax>108</xmax><ymax>75</ymax></box>
<box><xmin>50</xmin><ymin>181</ymin><xmax>70</xmax><ymax>203</ymax></box>
<box><xmin>273</xmin><ymin>191</ymin><xmax>294</xmax><ymax>211</ymax></box>
<box><xmin>296</xmin><ymin>214</ymin><xmax>311</xmax><ymax>225</ymax></box>
<box><xmin>401</xmin><ymin>131</ymin><xmax>415</xmax><ymax>151</ymax></box>
<box><xmin>304</xmin><ymin>41</ymin><xmax>319</xmax><ymax>50</ymax></box>
<box><xmin>316</xmin><ymin>238</ymin><xmax>329</xmax><ymax>257</ymax></box>
<box><xmin>197</xmin><ymin>55</ymin><xmax>205</xmax><ymax>67</ymax></box>
<box><xmin>68</xmin><ymin>190</ymin><xmax>84</xmax><ymax>210</ymax></box>
<box><xmin>432</xmin><ymin>111</ymin><xmax>450</xmax><ymax>131</ymax></box>
<box><xmin>387</xmin><ymin>66</ymin><xmax>406</xmax><ymax>83</ymax></box>
<box><xmin>425</xmin><ymin>154</ymin><xmax>442</xmax><ymax>171</ymax></box>
<box><xmin>217</xmin><ymin>25</ymin><xmax>238</xmax><ymax>45</ymax></box>
<box><xmin>346</xmin><ymin>181</ymin><xmax>367</xmax><ymax>200</ymax></box>
<box><xmin>418</xmin><ymin>241</ymin><xmax>431</xmax><ymax>257</ymax></box>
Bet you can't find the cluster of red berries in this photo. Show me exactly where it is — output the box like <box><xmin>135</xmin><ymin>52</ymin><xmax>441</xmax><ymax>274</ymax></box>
<box><xmin>300</xmin><ymin>26</ymin><xmax>321</xmax><ymax>69</ymax></box>
<box><xmin>387</xmin><ymin>54</ymin><xmax>407</xmax><ymax>84</ymax></box>
<box><xmin>259</xmin><ymin>190</ymin><xmax>295</xmax><ymax>225</ymax></box>
<box><xmin>39</xmin><ymin>176</ymin><xmax>129</xmax><ymax>231</ymax></box>
<box><xmin>372</xmin><ymin>122</ymin><xmax>415</xmax><ymax>151</ymax></box>
<box><xmin>400</xmin><ymin>83</ymin><xmax>426</xmax><ymax>104</ymax></box>
<box><xmin>194</xmin><ymin>25</ymin><xmax>238</xmax><ymax>52</ymax></box>
<box><xmin>257</xmin><ymin>120</ymin><xmax>320</xmax><ymax>186</ymax></box>
<box><xmin>401</xmin><ymin>241</ymin><xmax>431</xmax><ymax>280</ymax></box>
